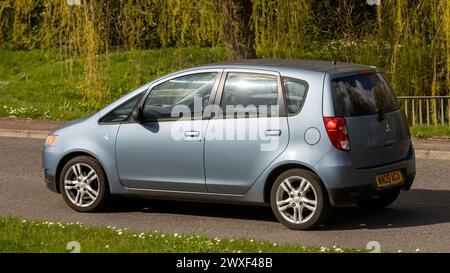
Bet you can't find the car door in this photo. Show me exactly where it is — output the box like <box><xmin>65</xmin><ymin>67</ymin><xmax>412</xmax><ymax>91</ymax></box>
<box><xmin>204</xmin><ymin>69</ymin><xmax>289</xmax><ymax>195</ymax></box>
<box><xmin>115</xmin><ymin>70</ymin><xmax>222</xmax><ymax>192</ymax></box>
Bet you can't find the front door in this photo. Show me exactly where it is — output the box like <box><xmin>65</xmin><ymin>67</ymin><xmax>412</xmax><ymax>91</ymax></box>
<box><xmin>116</xmin><ymin>71</ymin><xmax>221</xmax><ymax>192</ymax></box>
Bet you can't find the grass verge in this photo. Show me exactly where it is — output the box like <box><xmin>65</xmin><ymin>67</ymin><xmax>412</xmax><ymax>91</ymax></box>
<box><xmin>0</xmin><ymin>216</ymin><xmax>361</xmax><ymax>253</ymax></box>
<box><xmin>410</xmin><ymin>125</ymin><xmax>450</xmax><ymax>139</ymax></box>
<box><xmin>0</xmin><ymin>46</ymin><xmax>228</xmax><ymax>120</ymax></box>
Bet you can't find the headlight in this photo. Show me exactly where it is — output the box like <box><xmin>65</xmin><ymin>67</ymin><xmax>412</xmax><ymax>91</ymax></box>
<box><xmin>45</xmin><ymin>135</ymin><xmax>59</xmax><ymax>146</ymax></box>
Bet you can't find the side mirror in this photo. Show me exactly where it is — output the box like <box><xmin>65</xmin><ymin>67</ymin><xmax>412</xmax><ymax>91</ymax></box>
<box><xmin>143</xmin><ymin>109</ymin><xmax>159</xmax><ymax>122</ymax></box>
<box><xmin>131</xmin><ymin>107</ymin><xmax>143</xmax><ymax>123</ymax></box>
<box><xmin>132</xmin><ymin>106</ymin><xmax>159</xmax><ymax>123</ymax></box>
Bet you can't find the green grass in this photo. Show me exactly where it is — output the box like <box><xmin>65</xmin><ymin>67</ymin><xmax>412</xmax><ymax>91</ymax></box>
<box><xmin>410</xmin><ymin>125</ymin><xmax>450</xmax><ymax>139</ymax></box>
<box><xmin>0</xmin><ymin>45</ymin><xmax>228</xmax><ymax>120</ymax></box>
<box><xmin>0</xmin><ymin>216</ymin><xmax>362</xmax><ymax>253</ymax></box>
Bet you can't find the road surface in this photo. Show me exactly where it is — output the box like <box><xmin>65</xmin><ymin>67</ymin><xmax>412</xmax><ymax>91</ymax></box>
<box><xmin>0</xmin><ymin>137</ymin><xmax>449</xmax><ymax>252</ymax></box>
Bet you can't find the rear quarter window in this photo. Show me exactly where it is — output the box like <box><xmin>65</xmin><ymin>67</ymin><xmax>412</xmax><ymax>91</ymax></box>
<box><xmin>331</xmin><ymin>72</ymin><xmax>399</xmax><ymax>117</ymax></box>
<box><xmin>282</xmin><ymin>77</ymin><xmax>308</xmax><ymax>115</ymax></box>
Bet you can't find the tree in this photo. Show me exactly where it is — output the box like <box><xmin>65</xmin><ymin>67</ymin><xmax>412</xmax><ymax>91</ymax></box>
<box><xmin>220</xmin><ymin>0</ymin><xmax>256</xmax><ymax>60</ymax></box>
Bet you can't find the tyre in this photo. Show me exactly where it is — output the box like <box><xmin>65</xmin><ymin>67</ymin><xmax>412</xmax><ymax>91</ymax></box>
<box><xmin>270</xmin><ymin>169</ymin><xmax>331</xmax><ymax>230</ymax></box>
<box><xmin>356</xmin><ymin>189</ymin><xmax>400</xmax><ymax>209</ymax></box>
<box><xmin>59</xmin><ymin>156</ymin><xmax>110</xmax><ymax>212</ymax></box>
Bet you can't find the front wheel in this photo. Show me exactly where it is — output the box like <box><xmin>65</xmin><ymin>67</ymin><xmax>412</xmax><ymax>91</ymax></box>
<box><xmin>59</xmin><ymin>156</ymin><xmax>110</xmax><ymax>212</ymax></box>
<box><xmin>270</xmin><ymin>169</ymin><xmax>331</xmax><ymax>230</ymax></box>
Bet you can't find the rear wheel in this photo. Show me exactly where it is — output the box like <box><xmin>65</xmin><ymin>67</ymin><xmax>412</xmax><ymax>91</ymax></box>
<box><xmin>59</xmin><ymin>156</ymin><xmax>110</xmax><ymax>212</ymax></box>
<box><xmin>270</xmin><ymin>169</ymin><xmax>331</xmax><ymax>230</ymax></box>
<box><xmin>357</xmin><ymin>189</ymin><xmax>400</xmax><ymax>209</ymax></box>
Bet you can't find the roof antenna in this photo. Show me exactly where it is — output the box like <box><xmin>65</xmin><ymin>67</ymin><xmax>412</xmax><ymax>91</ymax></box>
<box><xmin>326</xmin><ymin>42</ymin><xmax>338</xmax><ymax>65</ymax></box>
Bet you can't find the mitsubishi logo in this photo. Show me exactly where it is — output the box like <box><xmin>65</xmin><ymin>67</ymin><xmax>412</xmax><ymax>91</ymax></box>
<box><xmin>385</xmin><ymin>123</ymin><xmax>392</xmax><ymax>134</ymax></box>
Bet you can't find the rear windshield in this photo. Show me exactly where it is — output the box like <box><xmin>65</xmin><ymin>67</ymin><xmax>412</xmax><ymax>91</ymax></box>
<box><xmin>331</xmin><ymin>72</ymin><xmax>399</xmax><ymax>117</ymax></box>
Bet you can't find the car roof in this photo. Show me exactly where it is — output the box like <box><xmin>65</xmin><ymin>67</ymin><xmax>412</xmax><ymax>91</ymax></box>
<box><xmin>195</xmin><ymin>59</ymin><xmax>375</xmax><ymax>74</ymax></box>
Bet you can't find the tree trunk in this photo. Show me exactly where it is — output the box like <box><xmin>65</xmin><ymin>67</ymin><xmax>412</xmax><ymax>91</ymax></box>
<box><xmin>220</xmin><ymin>0</ymin><xmax>256</xmax><ymax>60</ymax></box>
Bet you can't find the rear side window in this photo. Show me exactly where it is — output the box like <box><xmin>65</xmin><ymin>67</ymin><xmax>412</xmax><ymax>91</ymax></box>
<box><xmin>331</xmin><ymin>73</ymin><xmax>399</xmax><ymax>117</ymax></box>
<box><xmin>220</xmin><ymin>72</ymin><xmax>279</xmax><ymax>118</ymax></box>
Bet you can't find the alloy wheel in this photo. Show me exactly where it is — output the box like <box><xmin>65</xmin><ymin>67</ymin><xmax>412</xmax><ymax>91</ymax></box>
<box><xmin>63</xmin><ymin>163</ymin><xmax>100</xmax><ymax>208</ymax></box>
<box><xmin>275</xmin><ymin>176</ymin><xmax>317</xmax><ymax>224</ymax></box>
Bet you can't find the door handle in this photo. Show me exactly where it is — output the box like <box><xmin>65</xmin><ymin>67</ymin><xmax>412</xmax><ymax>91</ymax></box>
<box><xmin>184</xmin><ymin>131</ymin><xmax>200</xmax><ymax>137</ymax></box>
<box><xmin>265</xmin><ymin>129</ymin><xmax>282</xmax><ymax>136</ymax></box>
<box><xmin>184</xmin><ymin>130</ymin><xmax>201</xmax><ymax>141</ymax></box>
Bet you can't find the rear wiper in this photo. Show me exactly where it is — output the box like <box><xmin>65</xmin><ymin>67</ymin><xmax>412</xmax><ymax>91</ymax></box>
<box><xmin>377</xmin><ymin>109</ymin><xmax>385</xmax><ymax>121</ymax></box>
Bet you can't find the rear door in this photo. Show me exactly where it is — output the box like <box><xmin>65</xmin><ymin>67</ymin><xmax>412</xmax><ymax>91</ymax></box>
<box><xmin>331</xmin><ymin>71</ymin><xmax>410</xmax><ymax>168</ymax></box>
<box><xmin>204</xmin><ymin>70</ymin><xmax>289</xmax><ymax>194</ymax></box>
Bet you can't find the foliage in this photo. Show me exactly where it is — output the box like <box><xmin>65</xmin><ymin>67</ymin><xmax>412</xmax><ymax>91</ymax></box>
<box><xmin>221</xmin><ymin>0</ymin><xmax>255</xmax><ymax>59</ymax></box>
<box><xmin>0</xmin><ymin>46</ymin><xmax>228</xmax><ymax>120</ymax></box>
<box><xmin>410</xmin><ymin>125</ymin><xmax>450</xmax><ymax>139</ymax></box>
<box><xmin>0</xmin><ymin>0</ymin><xmax>449</xmax><ymax>105</ymax></box>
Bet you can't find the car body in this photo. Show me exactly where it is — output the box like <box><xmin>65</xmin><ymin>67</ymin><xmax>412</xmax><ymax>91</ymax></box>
<box><xmin>42</xmin><ymin>60</ymin><xmax>416</xmax><ymax>229</ymax></box>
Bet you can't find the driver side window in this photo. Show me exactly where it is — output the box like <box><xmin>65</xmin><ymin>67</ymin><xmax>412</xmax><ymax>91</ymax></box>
<box><xmin>142</xmin><ymin>72</ymin><xmax>217</xmax><ymax>121</ymax></box>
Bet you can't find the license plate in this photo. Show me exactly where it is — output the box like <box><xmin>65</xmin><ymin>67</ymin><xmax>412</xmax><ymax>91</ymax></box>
<box><xmin>375</xmin><ymin>170</ymin><xmax>404</xmax><ymax>189</ymax></box>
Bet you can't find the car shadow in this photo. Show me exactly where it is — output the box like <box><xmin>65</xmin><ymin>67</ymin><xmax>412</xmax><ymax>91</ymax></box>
<box><xmin>108</xmin><ymin>198</ymin><xmax>277</xmax><ymax>221</ymax></box>
<box><xmin>106</xmin><ymin>189</ymin><xmax>450</xmax><ymax>230</ymax></box>
<box><xmin>322</xmin><ymin>189</ymin><xmax>450</xmax><ymax>230</ymax></box>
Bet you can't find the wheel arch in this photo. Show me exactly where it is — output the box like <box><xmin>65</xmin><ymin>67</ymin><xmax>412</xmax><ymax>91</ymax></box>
<box><xmin>263</xmin><ymin>163</ymin><xmax>328</xmax><ymax>204</ymax></box>
<box><xmin>55</xmin><ymin>151</ymin><xmax>108</xmax><ymax>193</ymax></box>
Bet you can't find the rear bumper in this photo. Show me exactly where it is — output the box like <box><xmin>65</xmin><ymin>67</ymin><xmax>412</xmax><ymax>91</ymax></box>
<box><xmin>329</xmin><ymin>170</ymin><xmax>415</xmax><ymax>206</ymax></box>
<box><xmin>315</xmin><ymin>144</ymin><xmax>416</xmax><ymax>206</ymax></box>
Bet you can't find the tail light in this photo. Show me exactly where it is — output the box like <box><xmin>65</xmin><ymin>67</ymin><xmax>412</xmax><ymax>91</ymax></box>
<box><xmin>323</xmin><ymin>117</ymin><xmax>350</xmax><ymax>151</ymax></box>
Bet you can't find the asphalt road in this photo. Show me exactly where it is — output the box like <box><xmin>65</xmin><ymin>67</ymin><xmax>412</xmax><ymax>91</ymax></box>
<box><xmin>1</xmin><ymin>137</ymin><xmax>449</xmax><ymax>252</ymax></box>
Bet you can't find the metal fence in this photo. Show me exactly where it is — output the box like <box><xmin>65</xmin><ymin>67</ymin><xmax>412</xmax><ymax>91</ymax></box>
<box><xmin>398</xmin><ymin>96</ymin><xmax>450</xmax><ymax>126</ymax></box>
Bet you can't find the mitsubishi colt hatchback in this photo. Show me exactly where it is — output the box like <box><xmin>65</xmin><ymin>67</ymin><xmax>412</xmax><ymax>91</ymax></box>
<box><xmin>42</xmin><ymin>60</ymin><xmax>416</xmax><ymax>230</ymax></box>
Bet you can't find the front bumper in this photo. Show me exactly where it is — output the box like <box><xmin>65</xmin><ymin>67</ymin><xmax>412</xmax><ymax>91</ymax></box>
<box><xmin>44</xmin><ymin>168</ymin><xmax>58</xmax><ymax>192</ymax></box>
<box><xmin>42</xmin><ymin>146</ymin><xmax>64</xmax><ymax>193</ymax></box>
<box><xmin>315</xmin><ymin>145</ymin><xmax>416</xmax><ymax>206</ymax></box>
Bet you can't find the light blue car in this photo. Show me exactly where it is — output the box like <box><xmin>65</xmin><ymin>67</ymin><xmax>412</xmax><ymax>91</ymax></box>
<box><xmin>42</xmin><ymin>60</ymin><xmax>415</xmax><ymax>229</ymax></box>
